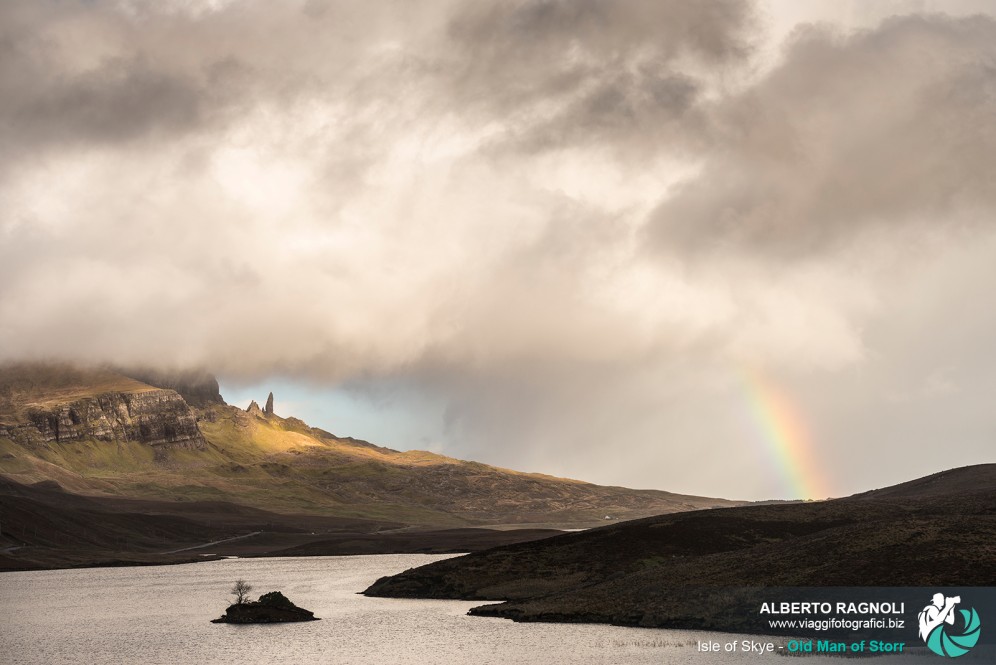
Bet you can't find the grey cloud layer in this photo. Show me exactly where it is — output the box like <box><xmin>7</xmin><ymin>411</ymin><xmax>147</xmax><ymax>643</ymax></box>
<box><xmin>445</xmin><ymin>0</ymin><xmax>753</xmax><ymax>152</ymax></box>
<box><xmin>1</xmin><ymin>0</ymin><xmax>993</xmax><ymax>498</ymax></box>
<box><xmin>649</xmin><ymin>14</ymin><xmax>996</xmax><ymax>257</ymax></box>
<box><xmin>0</xmin><ymin>3</ymin><xmax>234</xmax><ymax>157</ymax></box>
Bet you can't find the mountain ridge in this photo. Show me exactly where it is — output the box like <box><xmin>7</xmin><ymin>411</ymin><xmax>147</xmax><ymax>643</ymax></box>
<box><xmin>0</xmin><ymin>362</ymin><xmax>741</xmax><ymax>528</ymax></box>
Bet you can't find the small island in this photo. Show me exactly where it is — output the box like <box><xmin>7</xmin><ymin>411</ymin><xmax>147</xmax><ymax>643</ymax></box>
<box><xmin>212</xmin><ymin>580</ymin><xmax>320</xmax><ymax>624</ymax></box>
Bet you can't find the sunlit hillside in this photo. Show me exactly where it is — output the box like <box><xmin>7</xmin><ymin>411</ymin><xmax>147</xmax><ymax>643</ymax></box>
<box><xmin>0</xmin><ymin>364</ymin><xmax>740</xmax><ymax>527</ymax></box>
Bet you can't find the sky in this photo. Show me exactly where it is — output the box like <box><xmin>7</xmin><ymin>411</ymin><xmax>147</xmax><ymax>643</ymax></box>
<box><xmin>2</xmin><ymin>0</ymin><xmax>995</xmax><ymax>500</ymax></box>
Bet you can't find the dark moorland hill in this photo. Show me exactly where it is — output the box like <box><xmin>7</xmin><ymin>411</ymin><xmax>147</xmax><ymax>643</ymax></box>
<box><xmin>364</xmin><ymin>465</ymin><xmax>996</xmax><ymax>632</ymax></box>
<box><xmin>0</xmin><ymin>474</ymin><xmax>562</xmax><ymax>570</ymax></box>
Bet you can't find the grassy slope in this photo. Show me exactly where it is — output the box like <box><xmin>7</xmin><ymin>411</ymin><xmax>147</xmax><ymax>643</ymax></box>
<box><xmin>0</xmin><ymin>365</ymin><xmax>741</xmax><ymax>527</ymax></box>
<box><xmin>0</xmin><ymin>409</ymin><xmax>469</xmax><ymax>525</ymax></box>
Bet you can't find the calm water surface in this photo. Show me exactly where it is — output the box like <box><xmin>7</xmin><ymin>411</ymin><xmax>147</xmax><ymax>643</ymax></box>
<box><xmin>0</xmin><ymin>554</ymin><xmax>935</xmax><ymax>664</ymax></box>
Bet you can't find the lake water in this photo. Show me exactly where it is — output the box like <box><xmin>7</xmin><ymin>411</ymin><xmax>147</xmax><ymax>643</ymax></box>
<box><xmin>0</xmin><ymin>554</ymin><xmax>936</xmax><ymax>664</ymax></box>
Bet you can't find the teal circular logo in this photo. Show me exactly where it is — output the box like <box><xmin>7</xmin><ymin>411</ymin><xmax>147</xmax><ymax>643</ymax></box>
<box><xmin>918</xmin><ymin>596</ymin><xmax>982</xmax><ymax>658</ymax></box>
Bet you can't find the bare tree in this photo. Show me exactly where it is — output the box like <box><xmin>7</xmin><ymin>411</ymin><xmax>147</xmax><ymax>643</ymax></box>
<box><xmin>230</xmin><ymin>579</ymin><xmax>252</xmax><ymax>605</ymax></box>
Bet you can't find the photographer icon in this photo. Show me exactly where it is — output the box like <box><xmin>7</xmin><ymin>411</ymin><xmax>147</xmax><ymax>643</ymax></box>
<box><xmin>919</xmin><ymin>593</ymin><xmax>960</xmax><ymax>641</ymax></box>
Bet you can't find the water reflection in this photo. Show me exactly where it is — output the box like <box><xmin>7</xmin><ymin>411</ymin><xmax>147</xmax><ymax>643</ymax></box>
<box><xmin>0</xmin><ymin>555</ymin><xmax>935</xmax><ymax>664</ymax></box>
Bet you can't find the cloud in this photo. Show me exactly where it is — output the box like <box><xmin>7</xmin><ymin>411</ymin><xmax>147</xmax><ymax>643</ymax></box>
<box><xmin>647</xmin><ymin>14</ymin><xmax>996</xmax><ymax>257</ymax></box>
<box><xmin>0</xmin><ymin>4</ymin><xmax>241</xmax><ymax>164</ymax></box>
<box><xmin>1</xmin><ymin>1</ymin><xmax>994</xmax><ymax>498</ymax></box>
<box><xmin>443</xmin><ymin>0</ymin><xmax>755</xmax><ymax>156</ymax></box>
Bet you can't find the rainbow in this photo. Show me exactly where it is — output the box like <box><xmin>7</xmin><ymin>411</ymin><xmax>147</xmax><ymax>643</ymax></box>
<box><xmin>739</xmin><ymin>366</ymin><xmax>831</xmax><ymax>500</ymax></box>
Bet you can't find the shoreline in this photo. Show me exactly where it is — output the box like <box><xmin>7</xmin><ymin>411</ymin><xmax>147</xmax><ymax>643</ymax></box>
<box><xmin>0</xmin><ymin>525</ymin><xmax>561</xmax><ymax>573</ymax></box>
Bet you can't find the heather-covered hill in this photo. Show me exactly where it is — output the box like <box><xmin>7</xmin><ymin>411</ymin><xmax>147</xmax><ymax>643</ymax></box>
<box><xmin>364</xmin><ymin>465</ymin><xmax>996</xmax><ymax>632</ymax></box>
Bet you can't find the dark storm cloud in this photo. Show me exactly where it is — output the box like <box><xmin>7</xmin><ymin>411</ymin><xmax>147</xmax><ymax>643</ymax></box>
<box><xmin>0</xmin><ymin>0</ymin><xmax>755</xmax><ymax>167</ymax></box>
<box><xmin>647</xmin><ymin>14</ymin><xmax>996</xmax><ymax>257</ymax></box>
<box><xmin>442</xmin><ymin>0</ymin><xmax>755</xmax><ymax>155</ymax></box>
<box><xmin>0</xmin><ymin>3</ymin><xmax>248</xmax><ymax>158</ymax></box>
<box><xmin>448</xmin><ymin>0</ymin><xmax>754</xmax><ymax>71</ymax></box>
<box><xmin>10</xmin><ymin>58</ymin><xmax>213</xmax><ymax>145</ymax></box>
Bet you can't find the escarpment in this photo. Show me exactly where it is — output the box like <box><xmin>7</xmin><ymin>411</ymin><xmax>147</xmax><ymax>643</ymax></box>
<box><xmin>0</xmin><ymin>387</ymin><xmax>204</xmax><ymax>449</ymax></box>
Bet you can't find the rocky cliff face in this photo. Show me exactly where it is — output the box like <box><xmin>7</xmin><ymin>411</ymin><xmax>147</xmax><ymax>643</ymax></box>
<box><xmin>0</xmin><ymin>389</ymin><xmax>204</xmax><ymax>448</ymax></box>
